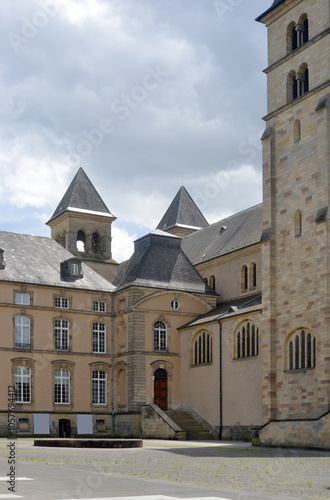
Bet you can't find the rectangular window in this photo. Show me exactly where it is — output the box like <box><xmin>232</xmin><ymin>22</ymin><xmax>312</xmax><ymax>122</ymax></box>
<box><xmin>15</xmin><ymin>366</ymin><xmax>31</xmax><ymax>403</ymax></box>
<box><xmin>54</xmin><ymin>319</ymin><xmax>69</xmax><ymax>351</ymax></box>
<box><xmin>15</xmin><ymin>293</ymin><xmax>30</xmax><ymax>305</ymax></box>
<box><xmin>93</xmin><ymin>323</ymin><xmax>106</xmax><ymax>353</ymax></box>
<box><xmin>93</xmin><ymin>301</ymin><xmax>106</xmax><ymax>312</ymax></box>
<box><xmin>54</xmin><ymin>368</ymin><xmax>70</xmax><ymax>404</ymax></box>
<box><xmin>15</xmin><ymin>316</ymin><xmax>30</xmax><ymax>349</ymax></box>
<box><xmin>92</xmin><ymin>370</ymin><xmax>106</xmax><ymax>405</ymax></box>
<box><xmin>71</xmin><ymin>263</ymin><xmax>79</xmax><ymax>275</ymax></box>
<box><xmin>55</xmin><ymin>297</ymin><xmax>69</xmax><ymax>309</ymax></box>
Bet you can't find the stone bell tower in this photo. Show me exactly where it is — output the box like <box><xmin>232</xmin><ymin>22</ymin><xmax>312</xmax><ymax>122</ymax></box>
<box><xmin>257</xmin><ymin>0</ymin><xmax>330</xmax><ymax>447</ymax></box>
<box><xmin>47</xmin><ymin>168</ymin><xmax>117</xmax><ymax>263</ymax></box>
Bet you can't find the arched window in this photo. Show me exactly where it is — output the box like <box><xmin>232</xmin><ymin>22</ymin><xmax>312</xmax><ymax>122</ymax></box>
<box><xmin>193</xmin><ymin>331</ymin><xmax>212</xmax><ymax>365</ymax></box>
<box><xmin>235</xmin><ymin>320</ymin><xmax>259</xmax><ymax>359</ymax></box>
<box><xmin>303</xmin><ymin>18</ymin><xmax>309</xmax><ymax>44</ymax></box>
<box><xmin>92</xmin><ymin>232</ymin><xmax>101</xmax><ymax>254</ymax></box>
<box><xmin>241</xmin><ymin>265</ymin><xmax>248</xmax><ymax>292</ymax></box>
<box><xmin>293</xmin><ymin>75</ymin><xmax>298</xmax><ymax>100</ymax></box>
<box><xmin>76</xmin><ymin>230</ymin><xmax>86</xmax><ymax>252</ymax></box>
<box><xmin>292</xmin><ymin>25</ymin><xmax>298</xmax><ymax>50</ymax></box>
<box><xmin>92</xmin><ymin>370</ymin><xmax>106</xmax><ymax>405</ymax></box>
<box><xmin>294</xmin><ymin>210</ymin><xmax>302</xmax><ymax>237</ymax></box>
<box><xmin>250</xmin><ymin>263</ymin><xmax>257</xmax><ymax>289</ymax></box>
<box><xmin>287</xmin><ymin>329</ymin><xmax>316</xmax><ymax>370</ymax></box>
<box><xmin>294</xmin><ymin>119</ymin><xmax>301</xmax><ymax>143</ymax></box>
<box><xmin>203</xmin><ymin>277</ymin><xmax>208</xmax><ymax>285</ymax></box>
<box><xmin>209</xmin><ymin>275</ymin><xmax>216</xmax><ymax>291</ymax></box>
<box><xmin>153</xmin><ymin>321</ymin><xmax>167</xmax><ymax>352</ymax></box>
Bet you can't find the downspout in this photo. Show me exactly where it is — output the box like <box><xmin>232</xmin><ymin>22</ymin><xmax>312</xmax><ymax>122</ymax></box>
<box><xmin>111</xmin><ymin>294</ymin><xmax>115</xmax><ymax>437</ymax></box>
<box><xmin>217</xmin><ymin>318</ymin><xmax>223</xmax><ymax>440</ymax></box>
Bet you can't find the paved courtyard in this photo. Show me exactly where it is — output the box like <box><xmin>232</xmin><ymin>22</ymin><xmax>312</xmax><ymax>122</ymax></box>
<box><xmin>0</xmin><ymin>439</ymin><xmax>329</xmax><ymax>500</ymax></box>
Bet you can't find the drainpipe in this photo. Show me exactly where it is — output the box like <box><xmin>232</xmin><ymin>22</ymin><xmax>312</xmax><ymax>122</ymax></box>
<box><xmin>217</xmin><ymin>318</ymin><xmax>223</xmax><ymax>440</ymax></box>
<box><xmin>111</xmin><ymin>294</ymin><xmax>115</xmax><ymax>437</ymax></box>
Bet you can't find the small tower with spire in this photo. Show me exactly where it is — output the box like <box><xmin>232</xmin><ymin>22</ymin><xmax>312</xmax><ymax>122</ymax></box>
<box><xmin>157</xmin><ymin>186</ymin><xmax>209</xmax><ymax>237</ymax></box>
<box><xmin>47</xmin><ymin>168</ymin><xmax>116</xmax><ymax>263</ymax></box>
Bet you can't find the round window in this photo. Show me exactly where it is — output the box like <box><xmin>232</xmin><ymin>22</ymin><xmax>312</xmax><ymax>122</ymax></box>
<box><xmin>171</xmin><ymin>299</ymin><xmax>180</xmax><ymax>310</ymax></box>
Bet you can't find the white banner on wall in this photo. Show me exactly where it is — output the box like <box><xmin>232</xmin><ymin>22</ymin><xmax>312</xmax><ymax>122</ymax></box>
<box><xmin>77</xmin><ymin>414</ymin><xmax>93</xmax><ymax>434</ymax></box>
<box><xmin>33</xmin><ymin>413</ymin><xmax>50</xmax><ymax>434</ymax></box>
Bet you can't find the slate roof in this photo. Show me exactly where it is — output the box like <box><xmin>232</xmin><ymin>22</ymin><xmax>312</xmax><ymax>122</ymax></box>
<box><xmin>181</xmin><ymin>204</ymin><xmax>263</xmax><ymax>265</ymax></box>
<box><xmin>0</xmin><ymin>231</ymin><xmax>115</xmax><ymax>292</ymax></box>
<box><xmin>256</xmin><ymin>0</ymin><xmax>286</xmax><ymax>22</ymax></box>
<box><xmin>157</xmin><ymin>186</ymin><xmax>209</xmax><ymax>232</ymax></box>
<box><xmin>113</xmin><ymin>231</ymin><xmax>216</xmax><ymax>295</ymax></box>
<box><xmin>47</xmin><ymin>168</ymin><xmax>115</xmax><ymax>223</ymax></box>
<box><xmin>179</xmin><ymin>294</ymin><xmax>262</xmax><ymax>330</ymax></box>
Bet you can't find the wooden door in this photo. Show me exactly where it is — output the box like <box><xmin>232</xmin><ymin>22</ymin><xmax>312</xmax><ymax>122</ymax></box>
<box><xmin>154</xmin><ymin>369</ymin><xmax>168</xmax><ymax>410</ymax></box>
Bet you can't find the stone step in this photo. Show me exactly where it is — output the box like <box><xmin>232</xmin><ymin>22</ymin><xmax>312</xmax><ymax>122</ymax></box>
<box><xmin>165</xmin><ymin>410</ymin><xmax>216</xmax><ymax>440</ymax></box>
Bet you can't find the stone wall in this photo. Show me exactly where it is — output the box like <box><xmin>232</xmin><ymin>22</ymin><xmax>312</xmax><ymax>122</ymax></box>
<box><xmin>257</xmin><ymin>412</ymin><xmax>330</xmax><ymax>449</ymax></box>
<box><xmin>141</xmin><ymin>404</ymin><xmax>186</xmax><ymax>440</ymax></box>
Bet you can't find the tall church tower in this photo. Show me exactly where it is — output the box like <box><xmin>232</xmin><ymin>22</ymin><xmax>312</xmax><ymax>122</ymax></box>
<box><xmin>47</xmin><ymin>168</ymin><xmax>117</xmax><ymax>263</ymax></box>
<box><xmin>257</xmin><ymin>0</ymin><xmax>329</xmax><ymax>444</ymax></box>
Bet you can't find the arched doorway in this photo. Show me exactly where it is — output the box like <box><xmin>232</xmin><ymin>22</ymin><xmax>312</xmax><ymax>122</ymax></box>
<box><xmin>154</xmin><ymin>369</ymin><xmax>168</xmax><ymax>410</ymax></box>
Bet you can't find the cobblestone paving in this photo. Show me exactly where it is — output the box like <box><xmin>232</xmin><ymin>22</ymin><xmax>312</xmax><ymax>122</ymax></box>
<box><xmin>0</xmin><ymin>439</ymin><xmax>329</xmax><ymax>499</ymax></box>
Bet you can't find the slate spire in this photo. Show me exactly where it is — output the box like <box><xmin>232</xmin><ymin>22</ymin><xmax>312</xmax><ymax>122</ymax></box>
<box><xmin>47</xmin><ymin>167</ymin><xmax>115</xmax><ymax>223</ymax></box>
<box><xmin>157</xmin><ymin>186</ymin><xmax>208</xmax><ymax>237</ymax></box>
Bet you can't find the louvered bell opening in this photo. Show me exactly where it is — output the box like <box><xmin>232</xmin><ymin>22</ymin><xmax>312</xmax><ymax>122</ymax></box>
<box><xmin>303</xmin><ymin>19</ymin><xmax>309</xmax><ymax>44</ymax></box>
<box><xmin>292</xmin><ymin>28</ymin><xmax>298</xmax><ymax>51</ymax></box>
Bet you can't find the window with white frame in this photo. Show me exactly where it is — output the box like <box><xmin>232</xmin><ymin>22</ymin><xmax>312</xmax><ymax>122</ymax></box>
<box><xmin>93</xmin><ymin>323</ymin><xmax>106</xmax><ymax>353</ymax></box>
<box><xmin>93</xmin><ymin>301</ymin><xmax>106</xmax><ymax>312</ymax></box>
<box><xmin>153</xmin><ymin>321</ymin><xmax>167</xmax><ymax>352</ymax></box>
<box><xmin>15</xmin><ymin>316</ymin><xmax>31</xmax><ymax>349</ymax></box>
<box><xmin>15</xmin><ymin>293</ymin><xmax>30</xmax><ymax>305</ymax></box>
<box><xmin>55</xmin><ymin>297</ymin><xmax>69</xmax><ymax>309</ymax></box>
<box><xmin>15</xmin><ymin>366</ymin><xmax>31</xmax><ymax>403</ymax></box>
<box><xmin>92</xmin><ymin>370</ymin><xmax>106</xmax><ymax>405</ymax></box>
<box><xmin>71</xmin><ymin>263</ymin><xmax>79</xmax><ymax>275</ymax></box>
<box><xmin>54</xmin><ymin>319</ymin><xmax>69</xmax><ymax>351</ymax></box>
<box><xmin>54</xmin><ymin>368</ymin><xmax>70</xmax><ymax>404</ymax></box>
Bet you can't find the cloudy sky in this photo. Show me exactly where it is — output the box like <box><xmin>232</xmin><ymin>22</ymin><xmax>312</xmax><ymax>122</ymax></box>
<box><xmin>0</xmin><ymin>0</ymin><xmax>269</xmax><ymax>262</ymax></box>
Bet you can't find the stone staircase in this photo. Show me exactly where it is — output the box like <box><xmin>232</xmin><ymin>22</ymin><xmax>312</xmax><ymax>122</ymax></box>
<box><xmin>165</xmin><ymin>409</ymin><xmax>217</xmax><ymax>440</ymax></box>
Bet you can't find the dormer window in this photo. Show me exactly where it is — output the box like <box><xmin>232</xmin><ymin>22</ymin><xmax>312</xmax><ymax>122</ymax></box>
<box><xmin>0</xmin><ymin>249</ymin><xmax>5</xmax><ymax>270</ymax></box>
<box><xmin>60</xmin><ymin>258</ymin><xmax>83</xmax><ymax>280</ymax></box>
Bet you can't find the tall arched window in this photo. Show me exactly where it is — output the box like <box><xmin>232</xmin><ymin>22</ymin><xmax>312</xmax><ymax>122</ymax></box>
<box><xmin>250</xmin><ymin>263</ymin><xmax>257</xmax><ymax>289</ymax></box>
<box><xmin>153</xmin><ymin>321</ymin><xmax>167</xmax><ymax>352</ymax></box>
<box><xmin>287</xmin><ymin>329</ymin><xmax>316</xmax><ymax>370</ymax></box>
<box><xmin>241</xmin><ymin>265</ymin><xmax>248</xmax><ymax>292</ymax></box>
<box><xmin>193</xmin><ymin>331</ymin><xmax>212</xmax><ymax>365</ymax></box>
<box><xmin>209</xmin><ymin>275</ymin><xmax>216</xmax><ymax>291</ymax></box>
<box><xmin>235</xmin><ymin>320</ymin><xmax>259</xmax><ymax>359</ymax></box>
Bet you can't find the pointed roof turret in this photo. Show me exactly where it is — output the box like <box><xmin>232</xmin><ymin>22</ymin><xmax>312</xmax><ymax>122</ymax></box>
<box><xmin>157</xmin><ymin>186</ymin><xmax>208</xmax><ymax>237</ymax></box>
<box><xmin>47</xmin><ymin>168</ymin><xmax>115</xmax><ymax>224</ymax></box>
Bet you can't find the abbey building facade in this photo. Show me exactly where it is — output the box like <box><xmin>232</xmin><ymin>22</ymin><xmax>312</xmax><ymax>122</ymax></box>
<box><xmin>0</xmin><ymin>0</ymin><xmax>329</xmax><ymax>448</ymax></box>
